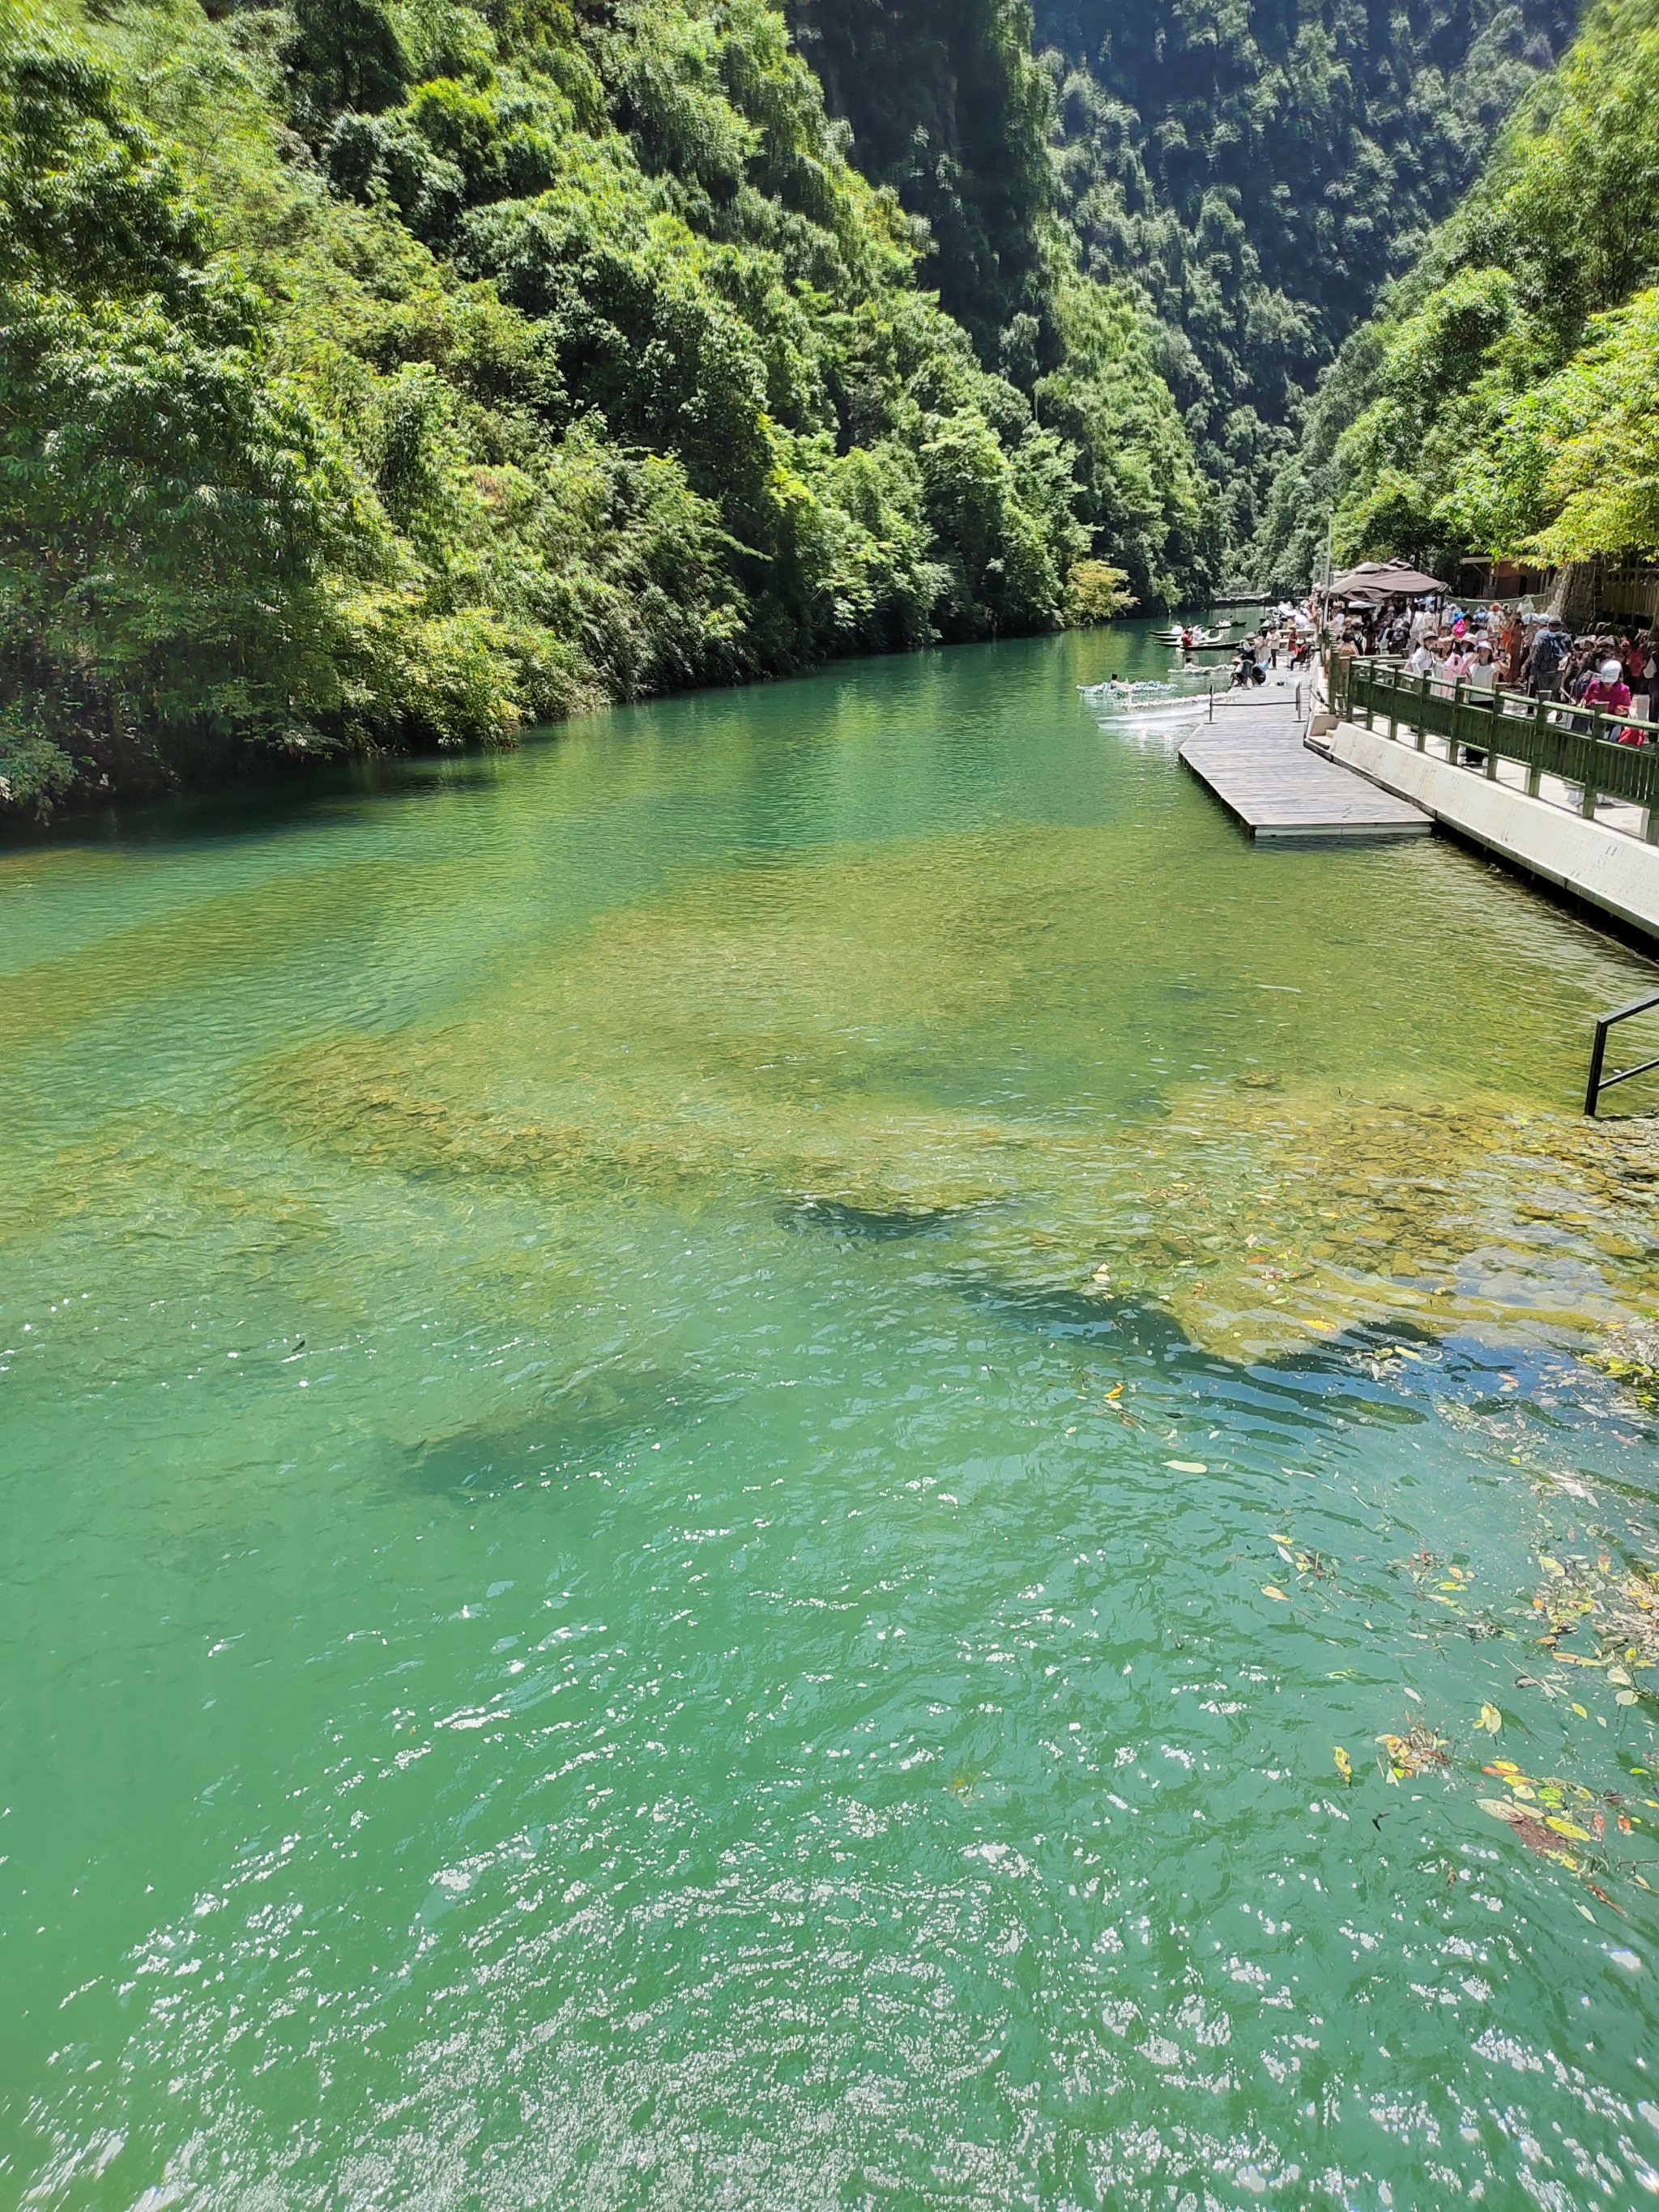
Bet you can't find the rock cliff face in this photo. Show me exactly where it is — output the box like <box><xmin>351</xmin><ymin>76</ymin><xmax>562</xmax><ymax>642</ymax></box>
<box><xmin>783</xmin><ymin>0</ymin><xmax>1054</xmax><ymax>360</ymax></box>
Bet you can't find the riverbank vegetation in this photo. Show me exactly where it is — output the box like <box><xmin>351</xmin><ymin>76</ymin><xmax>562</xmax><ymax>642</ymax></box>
<box><xmin>0</xmin><ymin>0</ymin><xmax>1609</xmax><ymax>816</ymax></box>
<box><xmin>0</xmin><ymin>0</ymin><xmax>1211</xmax><ymax>816</ymax></box>
<box><xmin>1260</xmin><ymin>0</ymin><xmax>1659</xmax><ymax>590</ymax></box>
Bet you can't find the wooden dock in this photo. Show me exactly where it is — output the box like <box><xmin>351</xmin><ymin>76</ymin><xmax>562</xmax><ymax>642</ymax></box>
<box><xmin>1179</xmin><ymin>693</ymin><xmax>1431</xmax><ymax>840</ymax></box>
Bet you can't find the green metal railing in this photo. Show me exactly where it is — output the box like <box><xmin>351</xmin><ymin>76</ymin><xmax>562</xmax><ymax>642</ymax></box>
<box><xmin>1331</xmin><ymin>658</ymin><xmax>1659</xmax><ymax>838</ymax></box>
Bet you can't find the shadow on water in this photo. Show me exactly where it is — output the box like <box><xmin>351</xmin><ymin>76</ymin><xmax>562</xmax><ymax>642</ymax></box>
<box><xmin>780</xmin><ymin>1196</ymin><xmax>966</xmax><ymax>1241</ymax></box>
<box><xmin>400</xmin><ymin>1361</ymin><xmax>711</xmax><ymax>1497</ymax></box>
<box><xmin>0</xmin><ymin>735</ymin><xmax>530</xmax><ymax>859</ymax></box>
<box><xmin>958</xmin><ymin>1273</ymin><xmax>1444</xmax><ymax>1434</ymax></box>
<box><xmin>954</xmin><ymin>1277</ymin><xmax>1201</xmax><ymax>1357</ymax></box>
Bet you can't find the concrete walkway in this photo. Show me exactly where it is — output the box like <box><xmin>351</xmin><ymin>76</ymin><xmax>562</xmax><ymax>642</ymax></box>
<box><xmin>1179</xmin><ymin>694</ymin><xmax>1431</xmax><ymax>839</ymax></box>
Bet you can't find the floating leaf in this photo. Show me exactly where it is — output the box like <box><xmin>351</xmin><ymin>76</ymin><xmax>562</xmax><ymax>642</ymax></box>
<box><xmin>1476</xmin><ymin>1703</ymin><xmax>1503</xmax><ymax>1733</ymax></box>
<box><xmin>1539</xmin><ymin>1554</ymin><xmax>1566</xmax><ymax>1579</ymax></box>
<box><xmin>1403</xmin><ymin>1687</ymin><xmax>1423</xmax><ymax>1704</ymax></box>
<box><xmin>1167</xmin><ymin>1460</ymin><xmax>1208</xmax><ymax>1474</ymax></box>
<box><xmin>1262</xmin><ymin>1583</ymin><xmax>1289</xmax><ymax>1603</ymax></box>
<box><xmin>1333</xmin><ymin>1746</ymin><xmax>1352</xmax><ymax>1784</ymax></box>
<box><xmin>1480</xmin><ymin>1798</ymin><xmax>1581</xmax><ymax>1867</ymax></box>
<box><xmin>1617</xmin><ymin>1690</ymin><xmax>1640</xmax><ymax>1707</ymax></box>
<box><xmin>1545</xmin><ymin>1816</ymin><xmax>1592</xmax><ymax>1842</ymax></box>
<box><xmin>1378</xmin><ymin>1724</ymin><xmax>1449</xmax><ymax>1779</ymax></box>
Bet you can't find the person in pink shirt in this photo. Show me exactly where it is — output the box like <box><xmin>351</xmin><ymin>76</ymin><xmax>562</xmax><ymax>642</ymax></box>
<box><xmin>1584</xmin><ymin>656</ymin><xmax>1639</xmax><ymax>743</ymax></box>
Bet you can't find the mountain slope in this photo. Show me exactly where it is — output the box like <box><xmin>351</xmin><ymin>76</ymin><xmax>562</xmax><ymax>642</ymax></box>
<box><xmin>1033</xmin><ymin>0</ymin><xmax>1578</xmax><ymax>561</ymax></box>
<box><xmin>1259</xmin><ymin>0</ymin><xmax>1659</xmax><ymax>589</ymax></box>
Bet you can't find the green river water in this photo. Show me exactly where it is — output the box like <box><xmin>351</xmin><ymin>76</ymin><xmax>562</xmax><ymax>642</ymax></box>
<box><xmin>7</xmin><ymin>626</ymin><xmax>1659</xmax><ymax>2210</ymax></box>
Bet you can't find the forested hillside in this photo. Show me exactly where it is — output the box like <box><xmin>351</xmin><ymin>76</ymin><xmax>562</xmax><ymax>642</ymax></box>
<box><xmin>0</xmin><ymin>0</ymin><xmax>1208</xmax><ymax>817</ymax></box>
<box><xmin>1260</xmin><ymin>0</ymin><xmax>1659</xmax><ymax>591</ymax></box>
<box><xmin>1031</xmin><ymin>0</ymin><xmax>1578</xmax><ymax>559</ymax></box>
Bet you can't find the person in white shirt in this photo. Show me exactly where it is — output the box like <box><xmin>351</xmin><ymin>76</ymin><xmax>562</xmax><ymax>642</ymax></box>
<box><xmin>1465</xmin><ymin>642</ymin><xmax>1496</xmax><ymax>693</ymax></box>
<box><xmin>1405</xmin><ymin>638</ymin><xmax>1435</xmax><ymax>677</ymax></box>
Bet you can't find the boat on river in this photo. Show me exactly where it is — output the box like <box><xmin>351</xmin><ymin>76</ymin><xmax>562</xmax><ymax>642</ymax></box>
<box><xmin>1152</xmin><ymin>620</ymin><xmax>1238</xmax><ymax>648</ymax></box>
<box><xmin>1079</xmin><ymin>671</ymin><xmax>1224</xmax><ymax>722</ymax></box>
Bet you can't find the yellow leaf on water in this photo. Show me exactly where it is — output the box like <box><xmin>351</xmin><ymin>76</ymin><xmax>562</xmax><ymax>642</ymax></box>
<box><xmin>1477</xmin><ymin>1703</ymin><xmax>1503</xmax><ymax>1733</ymax></box>
<box><xmin>1333</xmin><ymin>1747</ymin><xmax>1353</xmax><ymax>1784</ymax></box>
<box><xmin>1545</xmin><ymin>1816</ymin><xmax>1592</xmax><ymax>1842</ymax></box>
<box><xmin>1166</xmin><ymin>1460</ymin><xmax>1208</xmax><ymax>1474</ymax></box>
<box><xmin>1262</xmin><ymin>1583</ymin><xmax>1290</xmax><ymax>1603</ymax></box>
<box><xmin>1539</xmin><ymin>1555</ymin><xmax>1566</xmax><ymax>1578</ymax></box>
<box><xmin>1571</xmin><ymin>1703</ymin><xmax>1589</xmax><ymax>1720</ymax></box>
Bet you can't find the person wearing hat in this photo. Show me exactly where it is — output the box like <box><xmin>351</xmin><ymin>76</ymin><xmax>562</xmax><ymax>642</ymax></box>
<box><xmin>1452</xmin><ymin>639</ymin><xmax>1499</xmax><ymax>767</ymax></box>
<box><xmin>1584</xmin><ymin>655</ymin><xmax>1637</xmax><ymax>743</ymax></box>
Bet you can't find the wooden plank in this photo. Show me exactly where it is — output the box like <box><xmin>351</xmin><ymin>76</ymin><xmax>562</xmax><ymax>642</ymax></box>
<box><xmin>1179</xmin><ymin>697</ymin><xmax>1431</xmax><ymax>839</ymax></box>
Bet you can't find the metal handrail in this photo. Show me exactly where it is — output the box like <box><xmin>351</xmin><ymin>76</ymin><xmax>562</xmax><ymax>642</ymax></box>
<box><xmin>1331</xmin><ymin>658</ymin><xmax>1659</xmax><ymax>838</ymax></box>
<box><xmin>1585</xmin><ymin>991</ymin><xmax>1659</xmax><ymax>1116</ymax></box>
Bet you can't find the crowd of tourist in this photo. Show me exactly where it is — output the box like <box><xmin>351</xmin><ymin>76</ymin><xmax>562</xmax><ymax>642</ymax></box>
<box><xmin>1325</xmin><ymin>596</ymin><xmax>1659</xmax><ymax>743</ymax></box>
<box><xmin>1218</xmin><ymin>608</ymin><xmax>1316</xmax><ymax>686</ymax></box>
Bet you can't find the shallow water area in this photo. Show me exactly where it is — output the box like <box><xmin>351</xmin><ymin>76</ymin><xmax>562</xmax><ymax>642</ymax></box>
<box><xmin>6</xmin><ymin>625</ymin><xmax>1659</xmax><ymax>2210</ymax></box>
